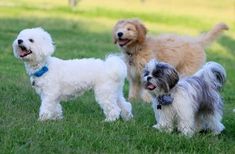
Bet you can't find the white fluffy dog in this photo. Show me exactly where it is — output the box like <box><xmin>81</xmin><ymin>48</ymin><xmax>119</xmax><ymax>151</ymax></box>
<box><xmin>12</xmin><ymin>27</ymin><xmax>133</xmax><ymax>122</ymax></box>
<box><xmin>142</xmin><ymin>60</ymin><xmax>226</xmax><ymax>136</ymax></box>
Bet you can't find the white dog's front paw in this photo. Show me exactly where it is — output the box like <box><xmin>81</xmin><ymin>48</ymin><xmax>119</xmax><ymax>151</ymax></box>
<box><xmin>103</xmin><ymin>109</ymin><xmax>120</xmax><ymax>122</ymax></box>
<box><xmin>120</xmin><ymin>102</ymin><xmax>133</xmax><ymax>121</ymax></box>
<box><xmin>39</xmin><ymin>111</ymin><xmax>63</xmax><ymax>121</ymax></box>
<box><xmin>104</xmin><ymin>116</ymin><xmax>119</xmax><ymax>122</ymax></box>
<box><xmin>39</xmin><ymin>103</ymin><xmax>63</xmax><ymax>121</ymax></box>
<box><xmin>121</xmin><ymin>112</ymin><xmax>133</xmax><ymax>121</ymax></box>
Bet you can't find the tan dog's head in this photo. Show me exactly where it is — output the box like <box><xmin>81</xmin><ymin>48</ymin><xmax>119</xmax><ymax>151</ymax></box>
<box><xmin>112</xmin><ymin>19</ymin><xmax>147</xmax><ymax>48</ymax></box>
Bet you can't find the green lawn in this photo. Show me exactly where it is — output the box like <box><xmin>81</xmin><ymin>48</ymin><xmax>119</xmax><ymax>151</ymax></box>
<box><xmin>0</xmin><ymin>0</ymin><xmax>235</xmax><ymax>153</ymax></box>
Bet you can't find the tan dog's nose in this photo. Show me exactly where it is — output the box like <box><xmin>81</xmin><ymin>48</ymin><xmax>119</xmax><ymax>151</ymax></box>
<box><xmin>117</xmin><ymin>32</ymin><xmax>123</xmax><ymax>38</ymax></box>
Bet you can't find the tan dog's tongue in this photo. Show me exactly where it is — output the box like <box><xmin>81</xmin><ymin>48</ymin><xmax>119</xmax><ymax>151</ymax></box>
<box><xmin>119</xmin><ymin>39</ymin><xmax>129</xmax><ymax>46</ymax></box>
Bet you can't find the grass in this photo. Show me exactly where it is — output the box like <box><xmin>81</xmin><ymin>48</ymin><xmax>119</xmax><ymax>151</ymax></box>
<box><xmin>0</xmin><ymin>0</ymin><xmax>235</xmax><ymax>153</ymax></box>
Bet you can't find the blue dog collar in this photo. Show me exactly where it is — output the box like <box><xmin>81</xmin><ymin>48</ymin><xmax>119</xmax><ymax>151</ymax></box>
<box><xmin>32</xmin><ymin>66</ymin><xmax>48</xmax><ymax>77</ymax></box>
<box><xmin>157</xmin><ymin>94</ymin><xmax>173</xmax><ymax>110</ymax></box>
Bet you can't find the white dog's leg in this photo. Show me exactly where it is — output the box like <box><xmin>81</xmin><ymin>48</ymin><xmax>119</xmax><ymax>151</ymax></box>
<box><xmin>206</xmin><ymin>112</ymin><xmax>225</xmax><ymax>135</ymax></box>
<box><xmin>117</xmin><ymin>94</ymin><xmax>133</xmax><ymax>121</ymax></box>
<box><xmin>95</xmin><ymin>87</ymin><xmax>121</xmax><ymax>122</ymax></box>
<box><xmin>39</xmin><ymin>97</ymin><xmax>63</xmax><ymax>121</ymax></box>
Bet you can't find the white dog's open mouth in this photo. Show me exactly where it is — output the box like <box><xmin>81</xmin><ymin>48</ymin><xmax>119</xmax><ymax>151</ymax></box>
<box><xmin>118</xmin><ymin>38</ymin><xmax>130</xmax><ymax>47</ymax></box>
<box><xmin>145</xmin><ymin>82</ymin><xmax>157</xmax><ymax>91</ymax></box>
<box><xmin>19</xmin><ymin>45</ymin><xmax>32</xmax><ymax>58</ymax></box>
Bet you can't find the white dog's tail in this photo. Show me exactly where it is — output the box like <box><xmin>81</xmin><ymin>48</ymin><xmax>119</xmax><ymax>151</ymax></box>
<box><xmin>198</xmin><ymin>23</ymin><xmax>229</xmax><ymax>47</ymax></box>
<box><xmin>104</xmin><ymin>55</ymin><xmax>127</xmax><ymax>81</ymax></box>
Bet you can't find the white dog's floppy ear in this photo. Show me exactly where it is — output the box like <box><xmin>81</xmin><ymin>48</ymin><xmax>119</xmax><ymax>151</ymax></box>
<box><xmin>12</xmin><ymin>39</ymin><xmax>19</xmax><ymax>58</ymax></box>
<box><xmin>36</xmin><ymin>27</ymin><xmax>55</xmax><ymax>56</ymax></box>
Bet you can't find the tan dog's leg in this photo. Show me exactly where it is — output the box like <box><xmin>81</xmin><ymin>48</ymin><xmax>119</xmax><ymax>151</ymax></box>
<box><xmin>140</xmin><ymin>88</ymin><xmax>152</xmax><ymax>103</ymax></box>
<box><xmin>128</xmin><ymin>78</ymin><xmax>141</xmax><ymax>101</ymax></box>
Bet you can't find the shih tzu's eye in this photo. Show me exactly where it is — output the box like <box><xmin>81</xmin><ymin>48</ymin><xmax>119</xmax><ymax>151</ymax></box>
<box><xmin>127</xmin><ymin>28</ymin><xmax>131</xmax><ymax>31</ymax></box>
<box><xmin>143</xmin><ymin>70</ymin><xmax>149</xmax><ymax>76</ymax></box>
<box><xmin>152</xmin><ymin>70</ymin><xmax>161</xmax><ymax>77</ymax></box>
<box><xmin>29</xmin><ymin>39</ymin><xmax>34</xmax><ymax>43</ymax></box>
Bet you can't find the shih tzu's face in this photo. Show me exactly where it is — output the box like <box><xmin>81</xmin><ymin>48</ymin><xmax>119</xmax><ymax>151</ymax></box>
<box><xmin>142</xmin><ymin>59</ymin><xmax>179</xmax><ymax>95</ymax></box>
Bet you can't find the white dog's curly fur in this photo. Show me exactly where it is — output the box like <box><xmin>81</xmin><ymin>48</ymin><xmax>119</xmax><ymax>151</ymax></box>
<box><xmin>142</xmin><ymin>60</ymin><xmax>226</xmax><ymax>137</ymax></box>
<box><xmin>13</xmin><ymin>27</ymin><xmax>133</xmax><ymax>122</ymax></box>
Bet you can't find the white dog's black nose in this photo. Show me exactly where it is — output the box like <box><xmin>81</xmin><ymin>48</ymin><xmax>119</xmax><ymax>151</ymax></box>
<box><xmin>147</xmin><ymin>76</ymin><xmax>152</xmax><ymax>81</ymax></box>
<box><xmin>117</xmin><ymin>32</ymin><xmax>123</xmax><ymax>38</ymax></box>
<box><xmin>18</xmin><ymin>39</ymin><xmax>23</xmax><ymax>44</ymax></box>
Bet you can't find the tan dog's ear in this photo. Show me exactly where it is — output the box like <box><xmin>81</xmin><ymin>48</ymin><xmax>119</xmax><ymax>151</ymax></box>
<box><xmin>133</xmin><ymin>20</ymin><xmax>147</xmax><ymax>43</ymax></box>
<box><xmin>112</xmin><ymin>26</ymin><xmax>118</xmax><ymax>44</ymax></box>
<box><xmin>112</xmin><ymin>19</ymin><xmax>126</xmax><ymax>44</ymax></box>
<box><xmin>112</xmin><ymin>32</ymin><xmax>117</xmax><ymax>44</ymax></box>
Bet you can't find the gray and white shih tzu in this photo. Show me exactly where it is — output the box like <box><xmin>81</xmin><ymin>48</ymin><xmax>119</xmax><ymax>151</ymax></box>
<box><xmin>142</xmin><ymin>59</ymin><xmax>226</xmax><ymax>137</ymax></box>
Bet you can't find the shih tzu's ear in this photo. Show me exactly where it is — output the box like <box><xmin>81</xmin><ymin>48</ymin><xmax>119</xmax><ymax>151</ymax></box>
<box><xmin>212</xmin><ymin>69</ymin><xmax>226</xmax><ymax>89</ymax></box>
<box><xmin>168</xmin><ymin>67</ymin><xmax>179</xmax><ymax>90</ymax></box>
<box><xmin>132</xmin><ymin>19</ymin><xmax>147</xmax><ymax>43</ymax></box>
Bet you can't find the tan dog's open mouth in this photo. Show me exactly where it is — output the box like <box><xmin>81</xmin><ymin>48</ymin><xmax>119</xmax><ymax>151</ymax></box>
<box><xmin>118</xmin><ymin>38</ymin><xmax>130</xmax><ymax>47</ymax></box>
<box><xmin>19</xmin><ymin>45</ymin><xmax>32</xmax><ymax>57</ymax></box>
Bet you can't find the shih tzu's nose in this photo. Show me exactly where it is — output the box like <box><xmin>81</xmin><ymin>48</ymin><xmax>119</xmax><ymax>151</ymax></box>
<box><xmin>18</xmin><ymin>39</ymin><xmax>23</xmax><ymax>44</ymax></box>
<box><xmin>117</xmin><ymin>32</ymin><xmax>123</xmax><ymax>38</ymax></box>
<box><xmin>147</xmin><ymin>76</ymin><xmax>152</xmax><ymax>81</ymax></box>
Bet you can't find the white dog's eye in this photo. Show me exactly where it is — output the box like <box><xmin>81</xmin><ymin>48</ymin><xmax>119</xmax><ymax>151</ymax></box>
<box><xmin>29</xmin><ymin>39</ymin><xmax>34</xmax><ymax>43</ymax></box>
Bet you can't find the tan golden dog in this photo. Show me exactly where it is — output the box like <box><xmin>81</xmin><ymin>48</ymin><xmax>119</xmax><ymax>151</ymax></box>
<box><xmin>112</xmin><ymin>19</ymin><xmax>228</xmax><ymax>102</ymax></box>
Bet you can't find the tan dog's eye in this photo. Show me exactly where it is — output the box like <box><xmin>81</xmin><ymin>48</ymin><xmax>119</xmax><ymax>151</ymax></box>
<box><xmin>127</xmin><ymin>28</ymin><xmax>131</xmax><ymax>31</ymax></box>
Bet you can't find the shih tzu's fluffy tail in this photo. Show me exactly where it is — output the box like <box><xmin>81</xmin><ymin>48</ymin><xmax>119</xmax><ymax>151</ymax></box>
<box><xmin>195</xmin><ymin>61</ymin><xmax>226</xmax><ymax>90</ymax></box>
<box><xmin>198</xmin><ymin>23</ymin><xmax>229</xmax><ymax>47</ymax></box>
<box><xmin>104</xmin><ymin>55</ymin><xmax>127</xmax><ymax>81</ymax></box>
